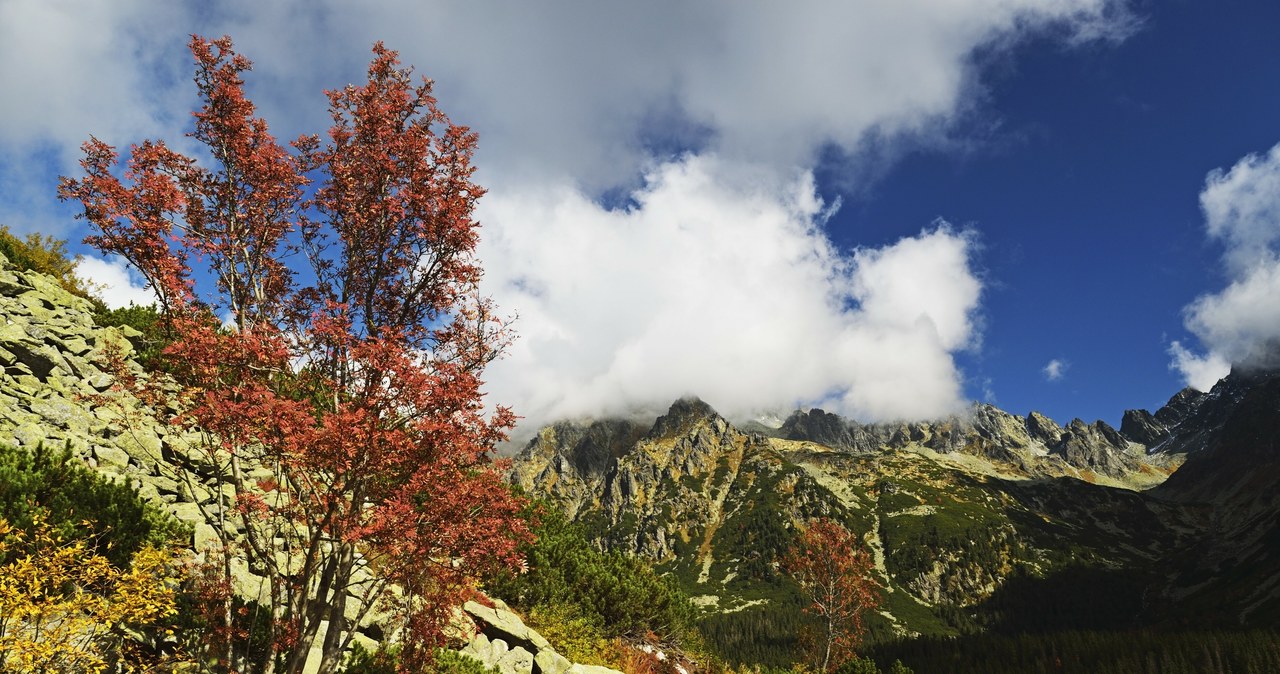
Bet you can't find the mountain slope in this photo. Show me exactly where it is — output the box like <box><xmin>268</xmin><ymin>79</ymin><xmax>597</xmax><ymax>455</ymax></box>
<box><xmin>511</xmin><ymin>377</ymin><xmax>1280</xmax><ymax>657</ymax></box>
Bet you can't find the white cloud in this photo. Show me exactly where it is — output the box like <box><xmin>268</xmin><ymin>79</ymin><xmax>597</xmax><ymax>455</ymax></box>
<box><xmin>1172</xmin><ymin>142</ymin><xmax>1280</xmax><ymax>387</ymax></box>
<box><xmin>1167</xmin><ymin>342</ymin><xmax>1230</xmax><ymax>393</ymax></box>
<box><xmin>74</xmin><ymin>256</ymin><xmax>156</xmax><ymax>310</ymax></box>
<box><xmin>207</xmin><ymin>0</ymin><xmax>1130</xmax><ymax>194</ymax></box>
<box><xmin>1</xmin><ymin>1</ymin><xmax>1132</xmax><ymax>193</ymax></box>
<box><xmin>1200</xmin><ymin>144</ymin><xmax>1280</xmax><ymax>276</ymax></box>
<box><xmin>0</xmin><ymin>1</ymin><xmax>1136</xmax><ymax>433</ymax></box>
<box><xmin>1042</xmin><ymin>358</ymin><xmax>1069</xmax><ymax>381</ymax></box>
<box><xmin>0</xmin><ymin>1</ymin><xmax>191</xmax><ymax>155</ymax></box>
<box><xmin>479</xmin><ymin>155</ymin><xmax>982</xmax><ymax>432</ymax></box>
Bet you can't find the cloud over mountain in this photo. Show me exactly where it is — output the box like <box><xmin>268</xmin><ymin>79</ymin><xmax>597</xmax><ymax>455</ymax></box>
<box><xmin>479</xmin><ymin>156</ymin><xmax>982</xmax><ymax>431</ymax></box>
<box><xmin>1172</xmin><ymin>143</ymin><xmax>1280</xmax><ymax>389</ymax></box>
<box><xmin>1043</xmin><ymin>359</ymin><xmax>1070</xmax><ymax>382</ymax></box>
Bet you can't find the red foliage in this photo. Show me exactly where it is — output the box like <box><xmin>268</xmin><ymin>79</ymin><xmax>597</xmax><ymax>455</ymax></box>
<box><xmin>783</xmin><ymin>518</ymin><xmax>882</xmax><ymax>673</ymax></box>
<box><xmin>60</xmin><ymin>35</ymin><xmax>529</xmax><ymax>674</ymax></box>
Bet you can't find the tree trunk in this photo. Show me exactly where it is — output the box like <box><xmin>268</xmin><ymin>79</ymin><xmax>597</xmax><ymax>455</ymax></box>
<box><xmin>822</xmin><ymin>617</ymin><xmax>833</xmax><ymax>673</ymax></box>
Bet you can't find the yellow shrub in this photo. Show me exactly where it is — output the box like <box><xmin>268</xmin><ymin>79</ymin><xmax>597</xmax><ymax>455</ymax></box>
<box><xmin>528</xmin><ymin>602</ymin><xmax>620</xmax><ymax>667</ymax></box>
<box><xmin>0</xmin><ymin>518</ymin><xmax>184</xmax><ymax>673</ymax></box>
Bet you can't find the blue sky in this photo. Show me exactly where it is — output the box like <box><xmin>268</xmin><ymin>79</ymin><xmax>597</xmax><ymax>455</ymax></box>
<box><xmin>840</xmin><ymin>0</ymin><xmax>1280</xmax><ymax>425</ymax></box>
<box><xmin>2</xmin><ymin>1</ymin><xmax>1279</xmax><ymax>434</ymax></box>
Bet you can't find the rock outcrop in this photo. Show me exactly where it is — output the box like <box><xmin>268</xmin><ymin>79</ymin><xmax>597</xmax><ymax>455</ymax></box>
<box><xmin>0</xmin><ymin>251</ymin><xmax>178</xmax><ymax>502</ymax></box>
<box><xmin>460</xmin><ymin>600</ymin><xmax>621</xmax><ymax>674</ymax></box>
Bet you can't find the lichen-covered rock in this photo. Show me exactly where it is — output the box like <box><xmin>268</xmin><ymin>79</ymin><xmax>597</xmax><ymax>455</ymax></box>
<box><xmin>569</xmin><ymin>665</ymin><xmax>624</xmax><ymax>674</ymax></box>
<box><xmin>496</xmin><ymin>646</ymin><xmax>535</xmax><ymax>674</ymax></box>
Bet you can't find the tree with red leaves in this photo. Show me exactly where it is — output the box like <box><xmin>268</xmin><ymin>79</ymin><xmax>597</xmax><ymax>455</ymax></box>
<box><xmin>783</xmin><ymin>518</ymin><xmax>882</xmax><ymax>673</ymax></box>
<box><xmin>60</xmin><ymin>36</ymin><xmax>529</xmax><ymax>674</ymax></box>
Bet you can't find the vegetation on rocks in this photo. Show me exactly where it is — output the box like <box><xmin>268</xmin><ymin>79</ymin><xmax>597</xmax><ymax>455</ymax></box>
<box><xmin>0</xmin><ymin>519</ymin><xmax>184</xmax><ymax>674</ymax></box>
<box><xmin>487</xmin><ymin>506</ymin><xmax>699</xmax><ymax>653</ymax></box>
<box><xmin>0</xmin><ymin>440</ymin><xmax>186</xmax><ymax>673</ymax></box>
<box><xmin>0</xmin><ymin>225</ymin><xmax>99</xmax><ymax>305</ymax></box>
<box><xmin>0</xmin><ymin>441</ymin><xmax>183</xmax><ymax>567</ymax></box>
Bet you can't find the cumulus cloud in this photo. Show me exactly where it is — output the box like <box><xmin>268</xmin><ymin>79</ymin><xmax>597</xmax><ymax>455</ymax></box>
<box><xmin>1199</xmin><ymin>144</ymin><xmax>1280</xmax><ymax>276</ymax></box>
<box><xmin>1172</xmin><ymin>142</ymin><xmax>1280</xmax><ymax>387</ymax></box>
<box><xmin>204</xmin><ymin>0</ymin><xmax>1131</xmax><ymax>193</ymax></box>
<box><xmin>1042</xmin><ymin>359</ymin><xmax>1069</xmax><ymax>381</ymax></box>
<box><xmin>479</xmin><ymin>155</ymin><xmax>982</xmax><ymax>432</ymax></box>
<box><xmin>74</xmin><ymin>256</ymin><xmax>157</xmax><ymax>310</ymax></box>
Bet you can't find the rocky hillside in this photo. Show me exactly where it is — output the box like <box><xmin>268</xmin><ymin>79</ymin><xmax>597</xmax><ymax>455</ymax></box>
<box><xmin>0</xmin><ymin>251</ymin><xmax>175</xmax><ymax>500</ymax></box>
<box><xmin>510</xmin><ymin>371</ymin><xmax>1280</xmax><ymax>649</ymax></box>
<box><xmin>0</xmin><ymin>251</ymin><xmax>633</xmax><ymax>674</ymax></box>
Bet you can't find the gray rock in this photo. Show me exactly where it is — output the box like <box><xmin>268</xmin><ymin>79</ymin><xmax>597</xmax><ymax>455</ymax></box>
<box><xmin>1120</xmin><ymin>408</ymin><xmax>1167</xmax><ymax>445</ymax></box>
<box><xmin>535</xmin><ymin>649</ymin><xmax>573</xmax><ymax>674</ymax></box>
<box><xmin>1025</xmin><ymin>411</ymin><xmax>1063</xmax><ymax>445</ymax></box>
<box><xmin>3</xmin><ymin>339</ymin><xmax>59</xmax><ymax>380</ymax></box>
<box><xmin>93</xmin><ymin>444</ymin><xmax>132</xmax><ymax>470</ymax></box>
<box><xmin>464</xmin><ymin>601</ymin><xmax>552</xmax><ymax>653</ymax></box>
<box><xmin>461</xmin><ymin>633</ymin><xmax>496</xmax><ymax>666</ymax></box>
<box><xmin>496</xmin><ymin>646</ymin><xmax>534</xmax><ymax>674</ymax></box>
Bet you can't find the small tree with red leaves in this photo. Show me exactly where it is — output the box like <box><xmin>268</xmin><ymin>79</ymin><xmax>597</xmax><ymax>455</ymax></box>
<box><xmin>783</xmin><ymin>518</ymin><xmax>882</xmax><ymax>673</ymax></box>
<box><xmin>60</xmin><ymin>36</ymin><xmax>529</xmax><ymax>674</ymax></box>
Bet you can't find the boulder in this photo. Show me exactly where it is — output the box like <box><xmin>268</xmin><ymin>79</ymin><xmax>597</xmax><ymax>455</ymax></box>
<box><xmin>464</xmin><ymin>601</ymin><xmax>552</xmax><ymax>653</ymax></box>
<box><xmin>535</xmin><ymin>649</ymin><xmax>573</xmax><ymax>674</ymax></box>
<box><xmin>496</xmin><ymin>646</ymin><xmax>535</xmax><ymax>674</ymax></box>
<box><xmin>569</xmin><ymin>665</ymin><xmax>624</xmax><ymax>674</ymax></box>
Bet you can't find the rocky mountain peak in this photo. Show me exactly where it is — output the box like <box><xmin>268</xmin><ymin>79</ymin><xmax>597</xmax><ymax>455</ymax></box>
<box><xmin>779</xmin><ymin>408</ymin><xmax>863</xmax><ymax>450</ymax></box>
<box><xmin>647</xmin><ymin>396</ymin><xmax>724</xmax><ymax>440</ymax></box>
<box><xmin>1155</xmin><ymin>387</ymin><xmax>1207</xmax><ymax>426</ymax></box>
<box><xmin>1025</xmin><ymin>411</ymin><xmax>1063</xmax><ymax>445</ymax></box>
<box><xmin>1120</xmin><ymin>408</ymin><xmax>1167</xmax><ymax>445</ymax></box>
<box><xmin>1157</xmin><ymin>367</ymin><xmax>1280</xmax><ymax>503</ymax></box>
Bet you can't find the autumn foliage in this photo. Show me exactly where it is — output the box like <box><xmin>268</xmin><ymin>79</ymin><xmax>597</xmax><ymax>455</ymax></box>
<box><xmin>60</xmin><ymin>35</ymin><xmax>529</xmax><ymax>673</ymax></box>
<box><xmin>783</xmin><ymin>518</ymin><xmax>882</xmax><ymax>673</ymax></box>
<box><xmin>0</xmin><ymin>517</ymin><xmax>183</xmax><ymax>674</ymax></box>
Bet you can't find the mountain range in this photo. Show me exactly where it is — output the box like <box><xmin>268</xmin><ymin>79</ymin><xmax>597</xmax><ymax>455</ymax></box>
<box><xmin>509</xmin><ymin>368</ymin><xmax>1280</xmax><ymax>661</ymax></box>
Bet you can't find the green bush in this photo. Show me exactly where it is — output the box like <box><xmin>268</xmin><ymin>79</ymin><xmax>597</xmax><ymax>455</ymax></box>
<box><xmin>0</xmin><ymin>224</ymin><xmax>100</xmax><ymax>304</ymax></box>
<box><xmin>0</xmin><ymin>441</ymin><xmax>184</xmax><ymax>567</ymax></box>
<box><xmin>487</xmin><ymin>505</ymin><xmax>699</xmax><ymax>646</ymax></box>
<box><xmin>93</xmin><ymin>302</ymin><xmax>172</xmax><ymax>369</ymax></box>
